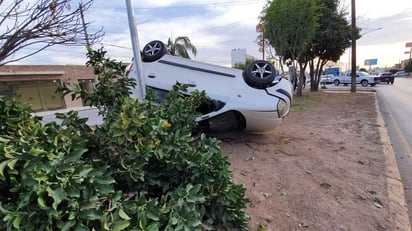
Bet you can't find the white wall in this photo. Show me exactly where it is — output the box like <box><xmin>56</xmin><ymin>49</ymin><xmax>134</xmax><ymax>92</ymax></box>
<box><xmin>231</xmin><ymin>49</ymin><xmax>247</xmax><ymax>67</ymax></box>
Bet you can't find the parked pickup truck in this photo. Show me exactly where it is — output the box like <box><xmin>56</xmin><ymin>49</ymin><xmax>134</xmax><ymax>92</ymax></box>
<box><xmin>332</xmin><ymin>71</ymin><xmax>380</xmax><ymax>87</ymax></box>
<box><xmin>320</xmin><ymin>74</ymin><xmax>334</xmax><ymax>85</ymax></box>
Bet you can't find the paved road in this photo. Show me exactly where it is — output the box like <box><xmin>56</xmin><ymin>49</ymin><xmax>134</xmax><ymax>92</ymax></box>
<box><xmin>376</xmin><ymin>77</ymin><xmax>412</xmax><ymax>222</ymax></box>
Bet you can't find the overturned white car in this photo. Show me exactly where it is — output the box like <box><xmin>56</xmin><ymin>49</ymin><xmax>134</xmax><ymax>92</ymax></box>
<box><xmin>128</xmin><ymin>40</ymin><xmax>293</xmax><ymax>132</ymax></box>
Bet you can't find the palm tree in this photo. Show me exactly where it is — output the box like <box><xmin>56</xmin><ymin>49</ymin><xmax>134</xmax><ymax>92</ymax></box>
<box><xmin>167</xmin><ymin>36</ymin><xmax>197</xmax><ymax>59</ymax></box>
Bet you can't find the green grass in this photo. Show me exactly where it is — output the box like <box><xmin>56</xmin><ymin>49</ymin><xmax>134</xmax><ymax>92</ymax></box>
<box><xmin>290</xmin><ymin>91</ymin><xmax>322</xmax><ymax>112</ymax></box>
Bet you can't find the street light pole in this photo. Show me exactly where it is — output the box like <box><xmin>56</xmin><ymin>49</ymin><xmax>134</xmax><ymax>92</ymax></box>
<box><xmin>125</xmin><ymin>0</ymin><xmax>146</xmax><ymax>101</ymax></box>
<box><xmin>350</xmin><ymin>0</ymin><xmax>356</xmax><ymax>93</ymax></box>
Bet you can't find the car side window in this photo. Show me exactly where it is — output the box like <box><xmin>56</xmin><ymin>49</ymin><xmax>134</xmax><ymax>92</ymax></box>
<box><xmin>146</xmin><ymin>86</ymin><xmax>169</xmax><ymax>103</ymax></box>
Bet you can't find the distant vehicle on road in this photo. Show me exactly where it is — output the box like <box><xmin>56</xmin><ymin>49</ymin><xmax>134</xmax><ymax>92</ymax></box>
<box><xmin>332</xmin><ymin>71</ymin><xmax>380</xmax><ymax>87</ymax></box>
<box><xmin>128</xmin><ymin>40</ymin><xmax>293</xmax><ymax>132</ymax></box>
<box><xmin>379</xmin><ymin>72</ymin><xmax>395</xmax><ymax>84</ymax></box>
<box><xmin>388</xmin><ymin>69</ymin><xmax>399</xmax><ymax>74</ymax></box>
<box><xmin>319</xmin><ymin>74</ymin><xmax>334</xmax><ymax>87</ymax></box>
<box><xmin>393</xmin><ymin>71</ymin><xmax>409</xmax><ymax>77</ymax></box>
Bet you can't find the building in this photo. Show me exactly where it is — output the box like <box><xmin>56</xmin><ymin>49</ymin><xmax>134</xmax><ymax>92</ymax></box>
<box><xmin>401</xmin><ymin>59</ymin><xmax>411</xmax><ymax>69</ymax></box>
<box><xmin>231</xmin><ymin>48</ymin><xmax>256</xmax><ymax>67</ymax></box>
<box><xmin>0</xmin><ymin>65</ymin><xmax>95</xmax><ymax>112</ymax></box>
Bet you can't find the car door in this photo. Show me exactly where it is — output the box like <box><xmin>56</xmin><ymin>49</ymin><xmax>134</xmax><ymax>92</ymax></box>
<box><xmin>343</xmin><ymin>73</ymin><xmax>352</xmax><ymax>83</ymax></box>
<box><xmin>355</xmin><ymin>73</ymin><xmax>361</xmax><ymax>83</ymax></box>
<box><xmin>143</xmin><ymin>55</ymin><xmax>235</xmax><ymax>103</ymax></box>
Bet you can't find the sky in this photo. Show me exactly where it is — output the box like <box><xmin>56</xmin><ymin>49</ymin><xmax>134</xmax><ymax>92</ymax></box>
<box><xmin>10</xmin><ymin>0</ymin><xmax>412</xmax><ymax>71</ymax></box>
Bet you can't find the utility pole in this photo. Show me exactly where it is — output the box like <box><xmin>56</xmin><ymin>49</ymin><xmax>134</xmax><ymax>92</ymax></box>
<box><xmin>79</xmin><ymin>3</ymin><xmax>90</xmax><ymax>51</ymax></box>
<box><xmin>350</xmin><ymin>0</ymin><xmax>356</xmax><ymax>93</ymax></box>
<box><xmin>125</xmin><ymin>0</ymin><xmax>145</xmax><ymax>101</ymax></box>
<box><xmin>79</xmin><ymin>3</ymin><xmax>99</xmax><ymax>86</ymax></box>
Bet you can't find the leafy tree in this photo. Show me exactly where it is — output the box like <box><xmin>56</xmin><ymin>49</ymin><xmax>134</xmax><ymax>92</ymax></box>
<box><xmin>404</xmin><ymin>60</ymin><xmax>412</xmax><ymax>73</ymax></box>
<box><xmin>0</xmin><ymin>0</ymin><xmax>103</xmax><ymax>66</ymax></box>
<box><xmin>167</xmin><ymin>36</ymin><xmax>197</xmax><ymax>59</ymax></box>
<box><xmin>60</xmin><ymin>48</ymin><xmax>137</xmax><ymax>115</ymax></box>
<box><xmin>263</xmin><ymin>0</ymin><xmax>320</xmax><ymax>96</ymax></box>
<box><xmin>306</xmin><ymin>0</ymin><xmax>359</xmax><ymax>91</ymax></box>
<box><xmin>256</xmin><ymin>4</ymin><xmax>288</xmax><ymax>76</ymax></box>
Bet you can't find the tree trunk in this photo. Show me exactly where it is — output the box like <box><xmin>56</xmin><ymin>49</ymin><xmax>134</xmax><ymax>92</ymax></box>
<box><xmin>296</xmin><ymin>62</ymin><xmax>307</xmax><ymax>97</ymax></box>
<box><xmin>296</xmin><ymin>72</ymin><xmax>304</xmax><ymax>96</ymax></box>
<box><xmin>309</xmin><ymin>58</ymin><xmax>328</xmax><ymax>92</ymax></box>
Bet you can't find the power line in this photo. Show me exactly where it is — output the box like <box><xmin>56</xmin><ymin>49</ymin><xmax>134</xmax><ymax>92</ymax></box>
<box><xmin>135</xmin><ymin>0</ymin><xmax>265</xmax><ymax>9</ymax></box>
<box><xmin>91</xmin><ymin>0</ymin><xmax>265</xmax><ymax>10</ymax></box>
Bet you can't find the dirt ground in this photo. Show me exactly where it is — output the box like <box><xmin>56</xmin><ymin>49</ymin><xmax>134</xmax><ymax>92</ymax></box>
<box><xmin>211</xmin><ymin>90</ymin><xmax>410</xmax><ymax>231</ymax></box>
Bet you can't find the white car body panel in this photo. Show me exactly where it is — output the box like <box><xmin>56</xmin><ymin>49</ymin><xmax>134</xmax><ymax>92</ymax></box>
<box><xmin>130</xmin><ymin>53</ymin><xmax>293</xmax><ymax>132</ymax></box>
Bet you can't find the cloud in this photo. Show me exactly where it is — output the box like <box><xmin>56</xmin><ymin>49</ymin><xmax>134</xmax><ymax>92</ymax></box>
<box><xmin>13</xmin><ymin>0</ymin><xmax>410</xmax><ymax>69</ymax></box>
<box><xmin>358</xmin><ymin>11</ymin><xmax>412</xmax><ymax>45</ymax></box>
<box><xmin>349</xmin><ymin>8</ymin><xmax>412</xmax><ymax>68</ymax></box>
<box><xmin>92</xmin><ymin>0</ymin><xmax>267</xmax><ymax>66</ymax></box>
<box><xmin>14</xmin><ymin>0</ymin><xmax>268</xmax><ymax>65</ymax></box>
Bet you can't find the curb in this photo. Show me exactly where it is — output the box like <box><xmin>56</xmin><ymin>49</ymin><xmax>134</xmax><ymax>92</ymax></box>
<box><xmin>375</xmin><ymin>96</ymin><xmax>411</xmax><ymax>230</ymax></box>
<box><xmin>321</xmin><ymin>86</ymin><xmax>377</xmax><ymax>93</ymax></box>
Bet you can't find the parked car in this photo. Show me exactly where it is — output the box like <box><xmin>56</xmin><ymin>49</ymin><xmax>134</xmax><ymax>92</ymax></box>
<box><xmin>128</xmin><ymin>40</ymin><xmax>293</xmax><ymax>132</ymax></box>
<box><xmin>379</xmin><ymin>72</ymin><xmax>395</xmax><ymax>84</ymax></box>
<box><xmin>389</xmin><ymin>69</ymin><xmax>399</xmax><ymax>75</ymax></box>
<box><xmin>393</xmin><ymin>70</ymin><xmax>409</xmax><ymax>77</ymax></box>
<box><xmin>319</xmin><ymin>74</ymin><xmax>334</xmax><ymax>86</ymax></box>
<box><xmin>332</xmin><ymin>71</ymin><xmax>380</xmax><ymax>87</ymax></box>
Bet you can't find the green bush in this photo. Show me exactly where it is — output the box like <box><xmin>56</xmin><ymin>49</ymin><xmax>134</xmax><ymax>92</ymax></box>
<box><xmin>0</xmin><ymin>48</ymin><xmax>250</xmax><ymax>230</ymax></box>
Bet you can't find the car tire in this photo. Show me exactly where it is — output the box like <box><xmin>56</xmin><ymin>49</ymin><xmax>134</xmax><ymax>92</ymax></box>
<box><xmin>142</xmin><ymin>40</ymin><xmax>167</xmax><ymax>62</ymax></box>
<box><xmin>334</xmin><ymin>80</ymin><xmax>340</xmax><ymax>86</ymax></box>
<box><xmin>243</xmin><ymin>60</ymin><xmax>276</xmax><ymax>89</ymax></box>
<box><xmin>361</xmin><ymin>80</ymin><xmax>368</xmax><ymax>87</ymax></box>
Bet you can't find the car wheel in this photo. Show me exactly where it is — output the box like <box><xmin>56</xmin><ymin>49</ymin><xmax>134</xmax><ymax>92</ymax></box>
<box><xmin>334</xmin><ymin>79</ymin><xmax>340</xmax><ymax>86</ymax></box>
<box><xmin>142</xmin><ymin>40</ymin><xmax>167</xmax><ymax>62</ymax></box>
<box><xmin>244</xmin><ymin>60</ymin><xmax>276</xmax><ymax>89</ymax></box>
<box><xmin>361</xmin><ymin>80</ymin><xmax>368</xmax><ymax>87</ymax></box>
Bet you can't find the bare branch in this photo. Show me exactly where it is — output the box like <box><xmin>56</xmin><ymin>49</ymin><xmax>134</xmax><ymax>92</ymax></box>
<box><xmin>0</xmin><ymin>0</ymin><xmax>104</xmax><ymax>65</ymax></box>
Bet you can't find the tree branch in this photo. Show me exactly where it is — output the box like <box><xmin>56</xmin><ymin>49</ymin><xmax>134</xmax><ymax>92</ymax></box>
<box><xmin>0</xmin><ymin>0</ymin><xmax>104</xmax><ymax>65</ymax></box>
